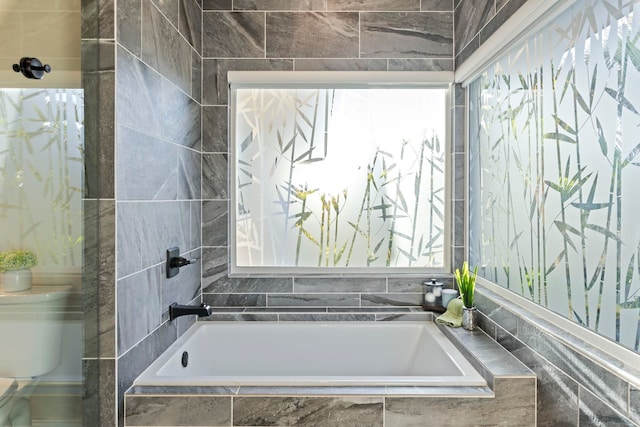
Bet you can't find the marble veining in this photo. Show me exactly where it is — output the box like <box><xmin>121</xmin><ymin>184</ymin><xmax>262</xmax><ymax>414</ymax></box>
<box><xmin>453</xmin><ymin>0</ymin><xmax>494</xmax><ymax>56</ymax></box>
<box><xmin>202</xmin><ymin>200</ymin><xmax>228</xmax><ymax>246</ymax></box>
<box><xmin>327</xmin><ymin>0</ymin><xmax>420</xmax><ymax>11</ymax></box>
<box><xmin>203</xmin><ymin>106</ymin><xmax>228</xmax><ymax>152</ymax></box>
<box><xmin>235</xmin><ymin>0</ymin><xmax>325</xmax><ymax>10</ymax></box>
<box><xmin>203</xmin><ymin>12</ymin><xmax>265</xmax><ymax>57</ymax></box>
<box><xmin>293</xmin><ymin>277</ymin><xmax>386</xmax><ymax>293</ymax></box>
<box><xmin>117</xmin><ymin>0</ymin><xmax>141</xmax><ymax>56</ymax></box>
<box><xmin>267</xmin><ymin>293</ymin><xmax>361</xmax><ymax>307</ymax></box>
<box><xmin>202</xmin><ymin>153</ymin><xmax>229</xmax><ymax>199</ymax></box>
<box><xmin>179</xmin><ymin>0</ymin><xmax>202</xmax><ymax>53</ymax></box>
<box><xmin>294</xmin><ymin>58</ymin><xmax>388</xmax><ymax>71</ymax></box>
<box><xmin>361</xmin><ymin>12</ymin><xmax>453</xmax><ymax>58</ymax></box>
<box><xmin>126</xmin><ymin>395</ymin><xmax>231</xmax><ymax>426</ymax></box>
<box><xmin>266</xmin><ymin>12</ymin><xmax>359</xmax><ymax>58</ymax></box>
<box><xmin>388</xmin><ymin>58</ymin><xmax>453</xmax><ymax>71</ymax></box>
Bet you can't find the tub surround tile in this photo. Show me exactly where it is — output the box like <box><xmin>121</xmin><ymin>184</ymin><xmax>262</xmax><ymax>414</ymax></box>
<box><xmin>116</xmin><ymin>125</ymin><xmax>177</xmax><ymax>200</ymax></box>
<box><xmin>192</xmin><ymin>52</ymin><xmax>202</xmax><ymax>103</ymax></box>
<box><xmin>294</xmin><ymin>58</ymin><xmax>388</xmax><ymax>71</ymax></box>
<box><xmin>116</xmin><ymin>46</ymin><xmax>163</xmax><ymax>138</ymax></box>
<box><xmin>202</xmin><ymin>312</ymin><xmax>280</xmax><ymax>321</ymax></box>
<box><xmin>479</xmin><ymin>0</ymin><xmax>527</xmax><ymax>47</ymax></box>
<box><xmin>578</xmin><ymin>387</ymin><xmax>634</xmax><ymax>426</ymax></box>
<box><xmin>83</xmin><ymin>359</ymin><xmax>116</xmax><ymax>427</ymax></box>
<box><xmin>388</xmin><ymin>58</ymin><xmax>453</xmax><ymax>71</ymax></box>
<box><xmin>117</xmin><ymin>0</ymin><xmax>141</xmax><ymax>56</ymax></box>
<box><xmin>203</xmin><ymin>12</ymin><xmax>265</xmax><ymax>58</ymax></box>
<box><xmin>178</xmin><ymin>148</ymin><xmax>202</xmax><ymax>199</ymax></box>
<box><xmin>387</xmin><ymin>277</ymin><xmax>453</xmax><ymax>293</ymax></box>
<box><xmin>82</xmin><ymin>0</ymin><xmax>115</xmax><ymax>38</ymax></box>
<box><xmin>202</xmin><ymin>153</ymin><xmax>229</xmax><ymax>199</ymax></box>
<box><xmin>204</xmin><ymin>276</ymin><xmax>293</xmax><ymax>294</ymax></box>
<box><xmin>162</xmin><ymin>80</ymin><xmax>201</xmax><ymax>150</ymax></box>
<box><xmin>233</xmin><ymin>396</ymin><xmax>384</xmax><ymax>426</ymax></box>
<box><xmin>190</xmin><ymin>201</ymin><xmax>202</xmax><ymax>249</ymax></box>
<box><xmin>375</xmin><ymin>312</ymin><xmax>433</xmax><ymax>321</ymax></box>
<box><xmin>266</xmin><ymin>12</ymin><xmax>359</xmax><ymax>58</ymax></box>
<box><xmin>202</xmin><ymin>58</ymin><xmax>293</xmax><ymax>105</ymax></box>
<box><xmin>631</xmin><ymin>385</ymin><xmax>640</xmax><ymax>425</ymax></box>
<box><xmin>204</xmin><ymin>0</ymin><xmax>232</xmax><ymax>9</ymax></box>
<box><xmin>125</xmin><ymin>395</ymin><xmax>232</xmax><ymax>426</ymax></box>
<box><xmin>267</xmin><ymin>293</ymin><xmax>361</xmax><ymax>307</ymax></box>
<box><xmin>327</xmin><ymin>0</ymin><xmax>419</xmax><ymax>11</ymax></box>
<box><xmin>294</xmin><ymin>277</ymin><xmax>386</xmax><ymax>293</ymax></box>
<box><xmin>203</xmin><ymin>293</ymin><xmax>268</xmax><ymax>307</ymax></box>
<box><xmin>421</xmin><ymin>0</ymin><xmax>452</xmax><ymax>11</ymax></box>
<box><xmin>142</xmin><ymin>0</ymin><xmax>192</xmax><ymax>93</ymax></box>
<box><xmin>203</xmin><ymin>106</ymin><xmax>228</xmax><ymax>152</ymax></box>
<box><xmin>179</xmin><ymin>0</ymin><xmax>202</xmax><ymax>53</ymax></box>
<box><xmin>360</xmin><ymin>12</ymin><xmax>453</xmax><ymax>58</ymax></box>
<box><xmin>361</xmin><ymin>293</ymin><xmax>423</xmax><ymax>306</ymax></box>
<box><xmin>453</xmin><ymin>0</ymin><xmax>494</xmax><ymax>56</ymax></box>
<box><xmin>234</xmin><ymin>0</ymin><xmax>325</xmax><ymax>10</ymax></box>
<box><xmin>202</xmin><ymin>200</ymin><xmax>228</xmax><ymax>246</ymax></box>
<box><xmin>151</xmin><ymin>0</ymin><xmax>179</xmax><ymax>26</ymax></box>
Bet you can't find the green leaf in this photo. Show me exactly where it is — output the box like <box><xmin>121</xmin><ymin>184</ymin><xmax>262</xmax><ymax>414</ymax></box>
<box><xmin>585</xmin><ymin>223</ymin><xmax>622</xmax><ymax>242</ymax></box>
<box><xmin>543</xmin><ymin>132</ymin><xmax>576</xmax><ymax>144</ymax></box>
<box><xmin>545</xmin><ymin>249</ymin><xmax>565</xmax><ymax>276</ymax></box>
<box><xmin>596</xmin><ymin>118</ymin><xmax>607</xmax><ymax>157</ymax></box>
<box><xmin>605</xmin><ymin>87</ymin><xmax>640</xmax><ymax>115</ymax></box>
<box><xmin>622</xmin><ymin>142</ymin><xmax>640</xmax><ymax>168</ymax></box>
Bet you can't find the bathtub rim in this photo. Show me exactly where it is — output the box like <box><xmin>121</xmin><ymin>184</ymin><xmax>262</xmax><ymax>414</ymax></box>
<box><xmin>132</xmin><ymin>321</ymin><xmax>488</xmax><ymax>388</ymax></box>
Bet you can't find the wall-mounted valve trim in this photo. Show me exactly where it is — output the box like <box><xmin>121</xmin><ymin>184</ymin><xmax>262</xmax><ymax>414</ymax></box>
<box><xmin>12</xmin><ymin>57</ymin><xmax>52</xmax><ymax>79</ymax></box>
<box><xmin>166</xmin><ymin>247</ymin><xmax>197</xmax><ymax>278</ymax></box>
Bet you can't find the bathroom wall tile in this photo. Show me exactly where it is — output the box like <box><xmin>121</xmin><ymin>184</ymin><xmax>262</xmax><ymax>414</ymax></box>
<box><xmin>453</xmin><ymin>105</ymin><xmax>465</xmax><ymax>153</ymax></box>
<box><xmin>179</xmin><ymin>0</ymin><xmax>202</xmax><ymax>53</ymax></box>
<box><xmin>204</xmin><ymin>0</ymin><xmax>232</xmax><ymax>10</ymax></box>
<box><xmin>202</xmin><ymin>153</ymin><xmax>229</xmax><ymax>199</ymax></box>
<box><xmin>327</xmin><ymin>0</ymin><xmax>419</xmax><ymax>11</ymax></box>
<box><xmin>453</xmin><ymin>246</ymin><xmax>465</xmax><ymax>269</ymax></box>
<box><xmin>201</xmin><ymin>246</ymin><xmax>228</xmax><ymax>285</ymax></box>
<box><xmin>360</xmin><ymin>12</ymin><xmax>453</xmax><ymax>58</ymax></box>
<box><xmin>178</xmin><ymin>148</ymin><xmax>202</xmax><ymax>200</ymax></box>
<box><xmin>376</xmin><ymin>312</ymin><xmax>433</xmax><ymax>321</ymax></box>
<box><xmin>479</xmin><ymin>0</ymin><xmax>527</xmax><ymax>46</ymax></box>
<box><xmin>454</xmin><ymin>200</ymin><xmax>464</xmax><ymax>246</ymax></box>
<box><xmin>142</xmin><ymin>0</ymin><xmax>192</xmax><ymax>93</ymax></box>
<box><xmin>23</xmin><ymin>11</ymin><xmax>81</xmax><ymax>58</ymax></box>
<box><xmin>190</xmin><ymin>200</ymin><xmax>202</xmax><ymax>249</ymax></box>
<box><xmin>116</xmin><ymin>46</ymin><xmax>162</xmax><ymax>138</ymax></box>
<box><xmin>631</xmin><ymin>385</ymin><xmax>640</xmax><ymax>425</ymax></box>
<box><xmin>162</xmin><ymin>79</ymin><xmax>201</xmax><ymax>150</ymax></box>
<box><xmin>117</xmin><ymin>265</ymin><xmax>163</xmax><ymax>356</ymax></box>
<box><xmin>202</xmin><ymin>200</ymin><xmax>228</xmax><ymax>246</ymax></box>
<box><xmin>235</xmin><ymin>0</ymin><xmax>325</xmax><ymax>10</ymax></box>
<box><xmin>578</xmin><ymin>387</ymin><xmax>634</xmax><ymax>426</ymax></box>
<box><xmin>233</xmin><ymin>396</ymin><xmax>384</xmax><ymax>426</ymax></box>
<box><xmin>294</xmin><ymin>58</ymin><xmax>388</xmax><ymax>71</ymax></box>
<box><xmin>481</xmin><ymin>298</ymin><xmax>517</xmax><ymax>335</ymax></box>
<box><xmin>453</xmin><ymin>83</ymin><xmax>465</xmax><ymax>106</ymax></box>
<box><xmin>83</xmin><ymin>40</ymin><xmax>115</xmax><ymax>199</ymax></box>
<box><xmin>454</xmin><ymin>0</ymin><xmax>494</xmax><ymax>56</ymax></box>
<box><xmin>203</xmin><ymin>274</ymin><xmax>293</xmax><ymax>295</ymax></box>
<box><xmin>385</xmin><ymin>378</ymin><xmax>535</xmax><ymax>426</ymax></box>
<box><xmin>192</xmin><ymin>52</ymin><xmax>202</xmax><ymax>102</ymax></box>
<box><xmin>83</xmin><ymin>359</ymin><xmax>116</xmax><ymax>427</ymax></box>
<box><xmin>151</xmin><ymin>0</ymin><xmax>179</xmax><ymax>26</ymax></box>
<box><xmin>517</xmin><ymin>318</ymin><xmax>629</xmax><ymax>416</ymax></box>
<box><xmin>388</xmin><ymin>58</ymin><xmax>453</xmax><ymax>71</ymax></box>
<box><xmin>388</xmin><ymin>277</ymin><xmax>452</xmax><ymax>292</ymax></box>
<box><xmin>421</xmin><ymin>0</ymin><xmax>452</xmax><ymax>11</ymax></box>
<box><xmin>455</xmin><ymin>33</ymin><xmax>478</xmax><ymax>68</ymax></box>
<box><xmin>203</xmin><ymin>293</ymin><xmax>267</xmax><ymax>307</ymax></box>
<box><xmin>83</xmin><ymin>199</ymin><xmax>116</xmax><ymax>358</ymax></box>
<box><xmin>117</xmin><ymin>320</ymin><xmax>178</xmax><ymax>422</ymax></box>
<box><xmin>126</xmin><ymin>395</ymin><xmax>232</xmax><ymax>426</ymax></box>
<box><xmin>117</xmin><ymin>0</ymin><xmax>141</xmax><ymax>56</ymax></box>
<box><xmin>203</xmin><ymin>106</ymin><xmax>228</xmax><ymax>152</ymax></box>
<box><xmin>202</xmin><ymin>58</ymin><xmax>293</xmax><ymax>105</ymax></box>
<box><xmin>361</xmin><ymin>293</ymin><xmax>423</xmax><ymax>306</ymax></box>
<box><xmin>81</xmin><ymin>0</ymin><xmax>114</xmax><ymax>39</ymax></box>
<box><xmin>116</xmin><ymin>124</ymin><xmax>178</xmax><ymax>200</ymax></box>
<box><xmin>267</xmin><ymin>293</ymin><xmax>360</xmax><ymax>307</ymax></box>
<box><xmin>453</xmin><ymin>152</ymin><xmax>465</xmax><ymax>199</ymax></box>
<box><xmin>279</xmin><ymin>313</ymin><xmax>376</xmax><ymax>321</ymax></box>
<box><xmin>162</xmin><ymin>248</ymin><xmax>202</xmax><ymax>320</ymax></box>
<box><xmin>266</xmin><ymin>12</ymin><xmax>359</xmax><ymax>58</ymax></box>
<box><xmin>203</xmin><ymin>312</ymin><xmax>279</xmax><ymax>321</ymax></box>
<box><xmin>116</xmin><ymin>202</ymin><xmax>143</xmax><ymax>277</ymax></box>
<box><xmin>293</xmin><ymin>277</ymin><xmax>386</xmax><ymax>293</ymax></box>
<box><xmin>203</xmin><ymin>12</ymin><xmax>265</xmax><ymax>57</ymax></box>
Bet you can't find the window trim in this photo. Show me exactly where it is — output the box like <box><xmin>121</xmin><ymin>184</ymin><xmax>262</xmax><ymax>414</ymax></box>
<box><xmin>228</xmin><ymin>71</ymin><xmax>453</xmax><ymax>277</ymax></box>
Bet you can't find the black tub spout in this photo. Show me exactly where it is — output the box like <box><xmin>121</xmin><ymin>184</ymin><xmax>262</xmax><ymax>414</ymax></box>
<box><xmin>169</xmin><ymin>303</ymin><xmax>212</xmax><ymax>321</ymax></box>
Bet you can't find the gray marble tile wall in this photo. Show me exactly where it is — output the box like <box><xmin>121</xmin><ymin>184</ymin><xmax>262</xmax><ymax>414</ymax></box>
<box><xmin>476</xmin><ymin>286</ymin><xmax>640</xmax><ymax>426</ymax></box>
<box><xmin>201</xmin><ymin>0</ymin><xmax>458</xmax><ymax>321</ymax></box>
<box><xmin>453</xmin><ymin>0</ymin><xmax>528</xmax><ymax>67</ymax></box>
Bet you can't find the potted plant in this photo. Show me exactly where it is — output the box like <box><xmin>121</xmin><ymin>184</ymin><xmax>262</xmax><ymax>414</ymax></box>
<box><xmin>454</xmin><ymin>261</ymin><xmax>478</xmax><ymax>330</ymax></box>
<box><xmin>0</xmin><ymin>249</ymin><xmax>38</xmax><ymax>292</ymax></box>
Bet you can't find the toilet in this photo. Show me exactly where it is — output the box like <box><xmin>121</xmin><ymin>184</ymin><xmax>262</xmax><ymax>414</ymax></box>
<box><xmin>0</xmin><ymin>286</ymin><xmax>70</xmax><ymax>426</ymax></box>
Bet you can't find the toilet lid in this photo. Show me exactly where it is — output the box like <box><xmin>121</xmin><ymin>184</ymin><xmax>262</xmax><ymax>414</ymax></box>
<box><xmin>0</xmin><ymin>379</ymin><xmax>17</xmax><ymax>406</ymax></box>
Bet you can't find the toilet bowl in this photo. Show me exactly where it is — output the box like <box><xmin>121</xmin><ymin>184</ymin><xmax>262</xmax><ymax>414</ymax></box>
<box><xmin>0</xmin><ymin>286</ymin><xmax>70</xmax><ymax>427</ymax></box>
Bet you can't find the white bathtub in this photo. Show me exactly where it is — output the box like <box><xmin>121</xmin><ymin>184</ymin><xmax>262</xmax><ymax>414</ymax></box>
<box><xmin>133</xmin><ymin>321</ymin><xmax>487</xmax><ymax>387</ymax></box>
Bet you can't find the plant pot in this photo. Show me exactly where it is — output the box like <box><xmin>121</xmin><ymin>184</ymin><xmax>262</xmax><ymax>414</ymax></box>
<box><xmin>1</xmin><ymin>269</ymin><xmax>32</xmax><ymax>292</ymax></box>
<box><xmin>462</xmin><ymin>306</ymin><xmax>477</xmax><ymax>331</ymax></box>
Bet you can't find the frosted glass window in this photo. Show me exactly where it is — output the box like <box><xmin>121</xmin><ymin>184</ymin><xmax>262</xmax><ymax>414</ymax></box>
<box><xmin>231</xmin><ymin>86</ymin><xmax>448</xmax><ymax>273</ymax></box>
<box><xmin>469</xmin><ymin>0</ymin><xmax>640</xmax><ymax>352</ymax></box>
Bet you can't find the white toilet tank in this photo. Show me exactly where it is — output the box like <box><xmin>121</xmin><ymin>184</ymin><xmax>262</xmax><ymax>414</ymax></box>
<box><xmin>0</xmin><ymin>286</ymin><xmax>70</xmax><ymax>377</ymax></box>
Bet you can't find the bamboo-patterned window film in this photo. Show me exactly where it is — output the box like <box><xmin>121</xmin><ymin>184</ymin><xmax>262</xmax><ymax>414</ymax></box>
<box><xmin>231</xmin><ymin>85</ymin><xmax>449</xmax><ymax>273</ymax></box>
<box><xmin>469</xmin><ymin>0</ymin><xmax>640</xmax><ymax>352</ymax></box>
